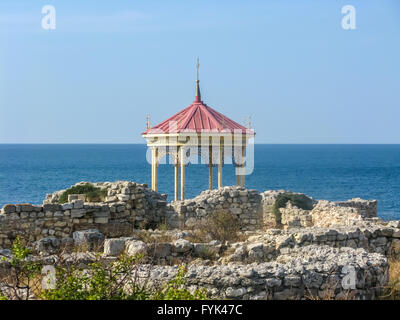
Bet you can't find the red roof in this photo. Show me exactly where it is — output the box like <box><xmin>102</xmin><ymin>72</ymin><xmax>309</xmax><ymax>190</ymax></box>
<box><xmin>143</xmin><ymin>95</ymin><xmax>254</xmax><ymax>135</ymax></box>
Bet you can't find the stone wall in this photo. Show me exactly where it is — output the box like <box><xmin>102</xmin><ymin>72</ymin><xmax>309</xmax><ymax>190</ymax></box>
<box><xmin>0</xmin><ymin>181</ymin><xmax>382</xmax><ymax>249</ymax></box>
<box><xmin>0</xmin><ymin>182</ymin><xmax>264</xmax><ymax>248</ymax></box>
<box><xmin>0</xmin><ymin>180</ymin><xmax>395</xmax><ymax>300</ymax></box>
<box><xmin>310</xmin><ymin>199</ymin><xmax>378</xmax><ymax>229</ymax></box>
<box><xmin>259</xmin><ymin>190</ymin><xmax>287</xmax><ymax>226</ymax></box>
<box><xmin>0</xmin><ymin>181</ymin><xmax>172</xmax><ymax>248</ymax></box>
<box><xmin>239</xmin><ymin>221</ymin><xmax>400</xmax><ymax>261</ymax></box>
<box><xmin>280</xmin><ymin>202</ymin><xmax>313</xmax><ymax>228</ymax></box>
<box><xmin>259</xmin><ymin>190</ymin><xmax>316</xmax><ymax>228</ymax></box>
<box><xmin>171</xmin><ymin>186</ymin><xmax>262</xmax><ymax>231</ymax></box>
<box><xmin>0</xmin><ymin>235</ymin><xmax>388</xmax><ymax>300</ymax></box>
<box><xmin>133</xmin><ymin>245</ymin><xmax>388</xmax><ymax>300</ymax></box>
<box><xmin>259</xmin><ymin>190</ymin><xmax>378</xmax><ymax>230</ymax></box>
<box><xmin>331</xmin><ymin>199</ymin><xmax>378</xmax><ymax>219</ymax></box>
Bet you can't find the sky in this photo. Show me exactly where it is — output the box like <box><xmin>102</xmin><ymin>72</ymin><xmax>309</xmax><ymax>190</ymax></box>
<box><xmin>0</xmin><ymin>0</ymin><xmax>399</xmax><ymax>144</ymax></box>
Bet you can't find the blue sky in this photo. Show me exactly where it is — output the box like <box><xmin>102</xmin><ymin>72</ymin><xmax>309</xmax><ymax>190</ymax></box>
<box><xmin>0</xmin><ymin>0</ymin><xmax>399</xmax><ymax>143</ymax></box>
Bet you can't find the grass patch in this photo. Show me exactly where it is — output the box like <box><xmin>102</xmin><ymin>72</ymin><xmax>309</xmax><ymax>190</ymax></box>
<box><xmin>380</xmin><ymin>259</ymin><xmax>400</xmax><ymax>300</ymax></box>
<box><xmin>188</xmin><ymin>211</ymin><xmax>245</xmax><ymax>243</ymax></box>
<box><xmin>197</xmin><ymin>247</ymin><xmax>217</xmax><ymax>261</ymax></box>
<box><xmin>58</xmin><ymin>183</ymin><xmax>107</xmax><ymax>204</ymax></box>
<box><xmin>135</xmin><ymin>230</ymin><xmax>173</xmax><ymax>244</ymax></box>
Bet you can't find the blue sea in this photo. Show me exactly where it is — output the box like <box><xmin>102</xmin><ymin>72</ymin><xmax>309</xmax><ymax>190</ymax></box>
<box><xmin>0</xmin><ymin>144</ymin><xmax>399</xmax><ymax>220</ymax></box>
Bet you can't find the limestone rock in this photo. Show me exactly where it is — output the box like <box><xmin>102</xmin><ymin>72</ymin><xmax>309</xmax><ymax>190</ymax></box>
<box><xmin>152</xmin><ymin>243</ymin><xmax>172</xmax><ymax>258</ymax></box>
<box><xmin>35</xmin><ymin>237</ymin><xmax>61</xmax><ymax>255</ymax></box>
<box><xmin>1</xmin><ymin>204</ymin><xmax>16</xmax><ymax>214</ymax></box>
<box><xmin>103</xmin><ymin>238</ymin><xmax>126</xmax><ymax>257</ymax></box>
<box><xmin>247</xmin><ymin>242</ymin><xmax>264</xmax><ymax>262</ymax></box>
<box><xmin>126</xmin><ymin>240</ymin><xmax>148</xmax><ymax>257</ymax></box>
<box><xmin>72</xmin><ymin>229</ymin><xmax>105</xmax><ymax>250</ymax></box>
<box><xmin>173</xmin><ymin>239</ymin><xmax>193</xmax><ymax>253</ymax></box>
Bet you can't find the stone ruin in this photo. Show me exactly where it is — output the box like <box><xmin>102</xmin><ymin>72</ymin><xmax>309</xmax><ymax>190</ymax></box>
<box><xmin>0</xmin><ymin>180</ymin><xmax>398</xmax><ymax>299</ymax></box>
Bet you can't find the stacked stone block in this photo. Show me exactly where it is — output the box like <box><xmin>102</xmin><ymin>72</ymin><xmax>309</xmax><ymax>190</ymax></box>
<box><xmin>171</xmin><ymin>186</ymin><xmax>262</xmax><ymax>231</ymax></box>
<box><xmin>0</xmin><ymin>181</ymin><xmax>172</xmax><ymax>248</ymax></box>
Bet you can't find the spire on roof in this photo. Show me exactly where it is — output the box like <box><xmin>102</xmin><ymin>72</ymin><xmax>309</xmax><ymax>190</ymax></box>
<box><xmin>195</xmin><ymin>58</ymin><xmax>201</xmax><ymax>102</ymax></box>
<box><xmin>146</xmin><ymin>115</ymin><xmax>151</xmax><ymax>130</ymax></box>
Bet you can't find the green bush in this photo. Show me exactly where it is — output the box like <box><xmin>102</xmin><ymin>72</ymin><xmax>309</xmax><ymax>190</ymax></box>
<box><xmin>152</xmin><ymin>266</ymin><xmax>208</xmax><ymax>300</ymax></box>
<box><xmin>0</xmin><ymin>236</ymin><xmax>42</xmax><ymax>300</ymax></box>
<box><xmin>3</xmin><ymin>238</ymin><xmax>209</xmax><ymax>300</ymax></box>
<box><xmin>10</xmin><ymin>236</ymin><xmax>42</xmax><ymax>276</ymax></box>
<box><xmin>272</xmin><ymin>193</ymin><xmax>313</xmax><ymax>225</ymax></box>
<box><xmin>58</xmin><ymin>183</ymin><xmax>107</xmax><ymax>204</ymax></box>
<box><xmin>41</xmin><ymin>254</ymin><xmax>149</xmax><ymax>300</ymax></box>
<box><xmin>41</xmin><ymin>256</ymin><xmax>208</xmax><ymax>300</ymax></box>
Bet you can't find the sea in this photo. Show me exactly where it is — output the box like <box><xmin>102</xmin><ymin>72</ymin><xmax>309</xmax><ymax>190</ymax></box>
<box><xmin>0</xmin><ymin>144</ymin><xmax>399</xmax><ymax>220</ymax></box>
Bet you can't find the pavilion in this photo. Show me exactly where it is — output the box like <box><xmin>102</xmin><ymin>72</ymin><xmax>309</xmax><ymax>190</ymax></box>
<box><xmin>142</xmin><ymin>61</ymin><xmax>255</xmax><ymax>201</ymax></box>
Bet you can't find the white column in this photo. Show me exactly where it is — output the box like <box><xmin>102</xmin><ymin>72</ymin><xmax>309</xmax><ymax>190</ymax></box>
<box><xmin>241</xmin><ymin>145</ymin><xmax>245</xmax><ymax>187</ymax></box>
<box><xmin>151</xmin><ymin>147</ymin><xmax>155</xmax><ymax>190</ymax></box>
<box><xmin>218</xmin><ymin>144</ymin><xmax>223</xmax><ymax>188</ymax></box>
<box><xmin>174</xmin><ymin>162</ymin><xmax>179</xmax><ymax>201</ymax></box>
<box><xmin>180</xmin><ymin>147</ymin><xmax>185</xmax><ymax>200</ymax></box>
<box><xmin>209</xmin><ymin>146</ymin><xmax>213</xmax><ymax>190</ymax></box>
<box><xmin>154</xmin><ymin>148</ymin><xmax>158</xmax><ymax>192</ymax></box>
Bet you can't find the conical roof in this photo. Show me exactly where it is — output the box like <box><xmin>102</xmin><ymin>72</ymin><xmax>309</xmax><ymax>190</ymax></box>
<box><xmin>143</xmin><ymin>100</ymin><xmax>253</xmax><ymax>134</ymax></box>
<box><xmin>143</xmin><ymin>65</ymin><xmax>254</xmax><ymax>135</ymax></box>
<box><xmin>143</xmin><ymin>60</ymin><xmax>254</xmax><ymax>135</ymax></box>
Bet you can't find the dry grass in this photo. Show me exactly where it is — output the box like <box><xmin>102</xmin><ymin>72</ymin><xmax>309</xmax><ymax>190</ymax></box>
<box><xmin>305</xmin><ymin>285</ymin><xmax>354</xmax><ymax>300</ymax></box>
<box><xmin>0</xmin><ymin>273</ymin><xmax>44</xmax><ymax>300</ymax></box>
<box><xmin>262</xmin><ymin>220</ymin><xmax>282</xmax><ymax>231</ymax></box>
<box><xmin>196</xmin><ymin>246</ymin><xmax>218</xmax><ymax>261</ymax></box>
<box><xmin>304</xmin><ymin>271</ymin><xmax>356</xmax><ymax>301</ymax></box>
<box><xmin>135</xmin><ymin>230</ymin><xmax>173</xmax><ymax>244</ymax></box>
<box><xmin>187</xmin><ymin>211</ymin><xmax>246</xmax><ymax>244</ymax></box>
<box><xmin>380</xmin><ymin>259</ymin><xmax>400</xmax><ymax>300</ymax></box>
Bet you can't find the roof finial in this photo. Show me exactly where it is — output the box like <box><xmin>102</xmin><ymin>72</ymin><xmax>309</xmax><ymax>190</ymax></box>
<box><xmin>195</xmin><ymin>58</ymin><xmax>201</xmax><ymax>102</ymax></box>
<box><xmin>146</xmin><ymin>115</ymin><xmax>151</xmax><ymax>130</ymax></box>
<box><xmin>196</xmin><ymin>58</ymin><xmax>200</xmax><ymax>81</ymax></box>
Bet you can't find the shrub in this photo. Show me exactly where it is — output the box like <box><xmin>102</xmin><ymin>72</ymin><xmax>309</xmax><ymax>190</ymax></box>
<box><xmin>41</xmin><ymin>254</ymin><xmax>149</xmax><ymax>300</ymax></box>
<box><xmin>190</xmin><ymin>211</ymin><xmax>243</xmax><ymax>243</ymax></box>
<box><xmin>0</xmin><ymin>236</ymin><xmax>42</xmax><ymax>300</ymax></box>
<box><xmin>197</xmin><ymin>247</ymin><xmax>217</xmax><ymax>261</ymax></box>
<box><xmin>2</xmin><ymin>238</ymin><xmax>210</xmax><ymax>300</ymax></box>
<box><xmin>272</xmin><ymin>193</ymin><xmax>313</xmax><ymax>225</ymax></box>
<box><xmin>152</xmin><ymin>266</ymin><xmax>208</xmax><ymax>300</ymax></box>
<box><xmin>157</xmin><ymin>221</ymin><xmax>169</xmax><ymax>232</ymax></box>
<box><xmin>41</xmin><ymin>257</ymin><xmax>208</xmax><ymax>300</ymax></box>
<box><xmin>58</xmin><ymin>183</ymin><xmax>107</xmax><ymax>204</ymax></box>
